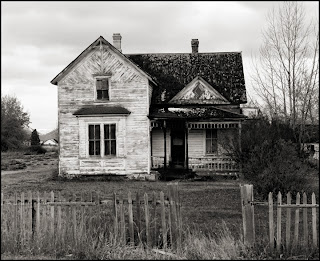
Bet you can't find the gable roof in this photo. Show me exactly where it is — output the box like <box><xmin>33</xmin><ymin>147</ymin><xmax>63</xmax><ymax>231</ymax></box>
<box><xmin>50</xmin><ymin>36</ymin><xmax>157</xmax><ymax>86</ymax></box>
<box><xmin>169</xmin><ymin>76</ymin><xmax>230</xmax><ymax>104</ymax></box>
<box><xmin>127</xmin><ymin>52</ymin><xmax>246</xmax><ymax>105</ymax></box>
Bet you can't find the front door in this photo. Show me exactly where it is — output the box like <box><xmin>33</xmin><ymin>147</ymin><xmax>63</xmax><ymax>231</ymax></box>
<box><xmin>171</xmin><ymin>129</ymin><xmax>185</xmax><ymax>168</ymax></box>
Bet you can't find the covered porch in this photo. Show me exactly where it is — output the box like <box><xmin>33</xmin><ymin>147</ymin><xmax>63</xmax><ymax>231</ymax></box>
<box><xmin>150</xmin><ymin>118</ymin><xmax>242</xmax><ymax>175</ymax></box>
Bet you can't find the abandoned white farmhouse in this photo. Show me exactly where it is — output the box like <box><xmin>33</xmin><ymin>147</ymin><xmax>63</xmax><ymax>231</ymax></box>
<box><xmin>51</xmin><ymin>34</ymin><xmax>247</xmax><ymax>179</ymax></box>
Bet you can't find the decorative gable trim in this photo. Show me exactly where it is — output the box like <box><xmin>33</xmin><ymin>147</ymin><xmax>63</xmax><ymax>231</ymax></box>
<box><xmin>169</xmin><ymin>76</ymin><xmax>230</xmax><ymax>105</ymax></box>
<box><xmin>50</xmin><ymin>36</ymin><xmax>157</xmax><ymax>86</ymax></box>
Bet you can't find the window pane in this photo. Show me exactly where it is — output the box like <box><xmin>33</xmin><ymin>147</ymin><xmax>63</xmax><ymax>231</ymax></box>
<box><xmin>89</xmin><ymin>141</ymin><xmax>94</xmax><ymax>155</ymax></box>
<box><xmin>105</xmin><ymin>140</ymin><xmax>110</xmax><ymax>155</ymax></box>
<box><xmin>212</xmin><ymin>139</ymin><xmax>218</xmax><ymax>153</ymax></box>
<box><xmin>95</xmin><ymin>141</ymin><xmax>100</xmax><ymax>155</ymax></box>
<box><xmin>104</xmin><ymin>125</ymin><xmax>109</xmax><ymax>139</ymax></box>
<box><xmin>95</xmin><ymin>125</ymin><xmax>100</xmax><ymax>139</ymax></box>
<box><xmin>89</xmin><ymin>125</ymin><xmax>94</xmax><ymax>139</ymax></box>
<box><xmin>206</xmin><ymin>139</ymin><xmax>212</xmax><ymax>154</ymax></box>
<box><xmin>96</xmin><ymin>79</ymin><xmax>102</xmax><ymax>90</ymax></box>
<box><xmin>101</xmin><ymin>79</ymin><xmax>109</xmax><ymax>90</ymax></box>
<box><xmin>206</xmin><ymin>129</ymin><xmax>211</xmax><ymax>138</ymax></box>
<box><xmin>97</xmin><ymin>90</ymin><xmax>102</xmax><ymax>99</ymax></box>
<box><xmin>111</xmin><ymin>140</ymin><xmax>116</xmax><ymax>155</ymax></box>
<box><xmin>111</xmin><ymin>124</ymin><xmax>116</xmax><ymax>139</ymax></box>
<box><xmin>102</xmin><ymin>90</ymin><xmax>109</xmax><ymax>99</ymax></box>
<box><xmin>212</xmin><ymin>129</ymin><xmax>217</xmax><ymax>138</ymax></box>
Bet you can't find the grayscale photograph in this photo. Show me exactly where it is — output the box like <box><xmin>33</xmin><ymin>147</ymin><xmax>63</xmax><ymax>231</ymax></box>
<box><xmin>1</xmin><ymin>1</ymin><xmax>319</xmax><ymax>260</ymax></box>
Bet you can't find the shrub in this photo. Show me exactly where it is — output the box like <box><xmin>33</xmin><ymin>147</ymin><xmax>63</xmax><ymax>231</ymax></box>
<box><xmin>29</xmin><ymin>145</ymin><xmax>47</xmax><ymax>154</ymax></box>
<box><xmin>236</xmin><ymin>116</ymin><xmax>311</xmax><ymax>199</ymax></box>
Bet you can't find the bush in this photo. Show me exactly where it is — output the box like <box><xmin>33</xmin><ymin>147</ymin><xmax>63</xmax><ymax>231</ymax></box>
<box><xmin>29</xmin><ymin>145</ymin><xmax>47</xmax><ymax>154</ymax></box>
<box><xmin>243</xmin><ymin>139</ymin><xmax>310</xmax><ymax>199</ymax></box>
<box><xmin>237</xmin><ymin>116</ymin><xmax>311</xmax><ymax>199</ymax></box>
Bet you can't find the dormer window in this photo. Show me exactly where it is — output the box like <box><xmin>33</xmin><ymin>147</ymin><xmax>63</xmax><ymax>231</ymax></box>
<box><xmin>96</xmin><ymin>78</ymin><xmax>109</xmax><ymax>100</ymax></box>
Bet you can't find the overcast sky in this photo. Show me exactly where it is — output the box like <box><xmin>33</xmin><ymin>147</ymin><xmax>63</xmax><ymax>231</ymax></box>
<box><xmin>1</xmin><ymin>1</ymin><xmax>319</xmax><ymax>134</ymax></box>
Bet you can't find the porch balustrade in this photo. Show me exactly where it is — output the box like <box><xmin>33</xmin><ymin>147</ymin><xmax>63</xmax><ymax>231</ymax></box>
<box><xmin>151</xmin><ymin>156</ymin><xmax>239</xmax><ymax>172</ymax></box>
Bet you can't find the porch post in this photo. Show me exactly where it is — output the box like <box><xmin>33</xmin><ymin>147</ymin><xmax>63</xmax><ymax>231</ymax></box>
<box><xmin>238</xmin><ymin>121</ymin><xmax>242</xmax><ymax>178</ymax></box>
<box><xmin>163</xmin><ymin>120</ymin><xmax>167</xmax><ymax>170</ymax></box>
<box><xmin>185</xmin><ymin>122</ymin><xmax>189</xmax><ymax>171</ymax></box>
<box><xmin>150</xmin><ymin>124</ymin><xmax>153</xmax><ymax>169</ymax></box>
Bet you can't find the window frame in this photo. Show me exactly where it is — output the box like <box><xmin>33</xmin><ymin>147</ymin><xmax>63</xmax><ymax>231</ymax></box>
<box><xmin>87</xmin><ymin>123</ymin><xmax>117</xmax><ymax>157</ymax></box>
<box><xmin>205</xmin><ymin>129</ymin><xmax>218</xmax><ymax>155</ymax></box>
<box><xmin>94</xmin><ymin>76</ymin><xmax>111</xmax><ymax>101</ymax></box>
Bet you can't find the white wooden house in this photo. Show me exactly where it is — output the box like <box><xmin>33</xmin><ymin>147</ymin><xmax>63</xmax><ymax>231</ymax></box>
<box><xmin>51</xmin><ymin>34</ymin><xmax>247</xmax><ymax>179</ymax></box>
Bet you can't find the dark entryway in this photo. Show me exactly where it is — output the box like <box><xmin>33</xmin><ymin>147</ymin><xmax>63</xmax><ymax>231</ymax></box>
<box><xmin>170</xmin><ymin>129</ymin><xmax>185</xmax><ymax>168</ymax></box>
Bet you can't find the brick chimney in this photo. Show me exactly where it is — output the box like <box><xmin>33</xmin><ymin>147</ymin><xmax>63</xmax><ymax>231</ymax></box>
<box><xmin>191</xmin><ymin>39</ymin><xmax>199</xmax><ymax>54</ymax></box>
<box><xmin>113</xmin><ymin>33</ymin><xmax>122</xmax><ymax>52</ymax></box>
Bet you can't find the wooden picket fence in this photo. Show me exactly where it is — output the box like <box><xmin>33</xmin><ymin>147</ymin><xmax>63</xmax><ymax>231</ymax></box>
<box><xmin>240</xmin><ymin>184</ymin><xmax>319</xmax><ymax>253</ymax></box>
<box><xmin>1</xmin><ymin>183</ymin><xmax>182</xmax><ymax>253</ymax></box>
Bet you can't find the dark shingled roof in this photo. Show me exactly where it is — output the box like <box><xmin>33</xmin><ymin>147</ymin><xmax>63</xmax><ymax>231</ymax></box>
<box><xmin>73</xmin><ymin>106</ymin><xmax>131</xmax><ymax>116</ymax></box>
<box><xmin>149</xmin><ymin>106</ymin><xmax>246</xmax><ymax>120</ymax></box>
<box><xmin>126</xmin><ymin>52</ymin><xmax>247</xmax><ymax>105</ymax></box>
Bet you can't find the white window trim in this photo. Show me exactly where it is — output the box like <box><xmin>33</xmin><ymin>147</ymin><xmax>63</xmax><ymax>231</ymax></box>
<box><xmin>93</xmin><ymin>76</ymin><xmax>111</xmax><ymax>102</ymax></box>
<box><xmin>86</xmin><ymin>122</ymin><xmax>118</xmax><ymax>158</ymax></box>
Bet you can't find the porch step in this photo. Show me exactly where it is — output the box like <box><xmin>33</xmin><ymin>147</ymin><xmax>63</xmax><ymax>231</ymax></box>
<box><xmin>157</xmin><ymin>168</ymin><xmax>196</xmax><ymax>181</ymax></box>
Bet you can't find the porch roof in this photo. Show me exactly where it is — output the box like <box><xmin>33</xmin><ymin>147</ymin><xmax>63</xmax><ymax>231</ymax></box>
<box><xmin>149</xmin><ymin>106</ymin><xmax>246</xmax><ymax>120</ymax></box>
<box><xmin>73</xmin><ymin>105</ymin><xmax>131</xmax><ymax>116</ymax></box>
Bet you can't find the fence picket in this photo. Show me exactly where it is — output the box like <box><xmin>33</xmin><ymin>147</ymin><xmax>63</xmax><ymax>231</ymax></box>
<box><xmin>311</xmin><ymin>193</ymin><xmax>317</xmax><ymax>248</ymax></box>
<box><xmin>13</xmin><ymin>192</ymin><xmax>18</xmax><ymax>247</ymax></box>
<box><xmin>128</xmin><ymin>191</ymin><xmax>134</xmax><ymax>246</ymax></box>
<box><xmin>57</xmin><ymin>191</ymin><xmax>62</xmax><ymax>247</ymax></box>
<box><xmin>36</xmin><ymin>191</ymin><xmax>40</xmax><ymax>242</ymax></box>
<box><xmin>268</xmin><ymin>192</ymin><xmax>274</xmax><ymax>250</ymax></box>
<box><xmin>113</xmin><ymin>192</ymin><xmax>118</xmax><ymax>242</ymax></box>
<box><xmin>167</xmin><ymin>189</ymin><xmax>173</xmax><ymax>248</ymax></box>
<box><xmin>119</xmin><ymin>195</ymin><xmax>125</xmax><ymax>245</ymax></box>
<box><xmin>72</xmin><ymin>193</ymin><xmax>77</xmax><ymax>244</ymax></box>
<box><xmin>286</xmin><ymin>192</ymin><xmax>291</xmax><ymax>251</ymax></box>
<box><xmin>144</xmin><ymin>193</ymin><xmax>150</xmax><ymax>247</ymax></box>
<box><xmin>153</xmin><ymin>191</ymin><xmax>157</xmax><ymax>247</ymax></box>
<box><xmin>303</xmin><ymin>193</ymin><xmax>308</xmax><ymax>247</ymax></box>
<box><xmin>160</xmin><ymin>191</ymin><xmax>167</xmax><ymax>250</ymax></box>
<box><xmin>293</xmin><ymin>193</ymin><xmax>300</xmax><ymax>247</ymax></box>
<box><xmin>43</xmin><ymin>192</ymin><xmax>48</xmax><ymax>240</ymax></box>
<box><xmin>51</xmin><ymin>191</ymin><xmax>55</xmax><ymax>242</ymax></box>
<box><xmin>20</xmin><ymin>192</ymin><xmax>25</xmax><ymax>247</ymax></box>
<box><xmin>136</xmin><ymin>191</ymin><xmax>141</xmax><ymax>238</ymax></box>
<box><xmin>276</xmin><ymin>192</ymin><xmax>282</xmax><ymax>252</ymax></box>
<box><xmin>28</xmin><ymin>191</ymin><xmax>33</xmax><ymax>243</ymax></box>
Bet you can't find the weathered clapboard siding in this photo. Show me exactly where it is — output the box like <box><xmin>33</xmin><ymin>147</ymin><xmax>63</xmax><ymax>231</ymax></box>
<box><xmin>188</xmin><ymin>129</ymin><xmax>204</xmax><ymax>157</ymax></box>
<box><xmin>152</xmin><ymin>129</ymin><xmax>171</xmax><ymax>162</ymax></box>
<box><xmin>58</xmin><ymin>46</ymin><xmax>151</xmax><ymax>176</ymax></box>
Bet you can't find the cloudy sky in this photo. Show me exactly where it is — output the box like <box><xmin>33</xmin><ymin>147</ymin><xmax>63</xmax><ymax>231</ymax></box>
<box><xmin>2</xmin><ymin>1</ymin><xmax>318</xmax><ymax>134</ymax></box>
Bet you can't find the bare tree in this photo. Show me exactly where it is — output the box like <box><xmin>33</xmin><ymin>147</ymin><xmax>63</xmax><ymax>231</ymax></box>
<box><xmin>251</xmin><ymin>1</ymin><xmax>319</xmax><ymax>151</ymax></box>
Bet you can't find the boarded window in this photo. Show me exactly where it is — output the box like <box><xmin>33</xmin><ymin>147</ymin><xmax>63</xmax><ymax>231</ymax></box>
<box><xmin>206</xmin><ymin>129</ymin><xmax>218</xmax><ymax>154</ymax></box>
<box><xmin>89</xmin><ymin>124</ymin><xmax>101</xmax><ymax>155</ymax></box>
<box><xmin>96</xmin><ymin>78</ymin><xmax>109</xmax><ymax>100</ymax></box>
<box><xmin>104</xmin><ymin>124</ymin><xmax>116</xmax><ymax>155</ymax></box>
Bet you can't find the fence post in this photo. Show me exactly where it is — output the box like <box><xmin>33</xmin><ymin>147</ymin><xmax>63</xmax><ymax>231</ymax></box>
<box><xmin>136</xmin><ymin>190</ymin><xmax>141</xmax><ymax>238</ymax></box>
<box><xmin>311</xmin><ymin>193</ymin><xmax>317</xmax><ymax>248</ymax></box>
<box><xmin>240</xmin><ymin>184</ymin><xmax>255</xmax><ymax>246</ymax></box>
<box><xmin>268</xmin><ymin>192</ymin><xmax>274</xmax><ymax>250</ymax></box>
<box><xmin>113</xmin><ymin>192</ymin><xmax>118</xmax><ymax>243</ymax></box>
<box><xmin>20</xmin><ymin>192</ymin><xmax>25</xmax><ymax>248</ymax></box>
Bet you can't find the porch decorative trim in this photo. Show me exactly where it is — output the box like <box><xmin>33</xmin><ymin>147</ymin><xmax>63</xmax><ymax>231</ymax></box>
<box><xmin>187</xmin><ymin>122</ymin><xmax>239</xmax><ymax>129</ymax></box>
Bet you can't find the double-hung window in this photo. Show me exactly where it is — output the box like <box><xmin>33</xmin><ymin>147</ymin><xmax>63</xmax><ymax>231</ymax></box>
<box><xmin>96</xmin><ymin>78</ymin><xmax>109</xmax><ymax>100</ymax></box>
<box><xmin>206</xmin><ymin>129</ymin><xmax>218</xmax><ymax>154</ymax></box>
<box><xmin>88</xmin><ymin>124</ymin><xmax>116</xmax><ymax>156</ymax></box>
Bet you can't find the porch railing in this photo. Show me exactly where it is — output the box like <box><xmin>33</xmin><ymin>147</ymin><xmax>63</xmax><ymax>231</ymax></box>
<box><xmin>151</xmin><ymin>156</ymin><xmax>239</xmax><ymax>172</ymax></box>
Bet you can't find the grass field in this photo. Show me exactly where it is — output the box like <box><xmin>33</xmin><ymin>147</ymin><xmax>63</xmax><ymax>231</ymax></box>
<box><xmin>1</xmin><ymin>151</ymin><xmax>319</xmax><ymax>259</ymax></box>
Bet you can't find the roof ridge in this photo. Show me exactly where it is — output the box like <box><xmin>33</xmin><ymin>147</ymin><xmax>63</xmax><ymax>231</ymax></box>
<box><xmin>126</xmin><ymin>51</ymin><xmax>242</xmax><ymax>55</ymax></box>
